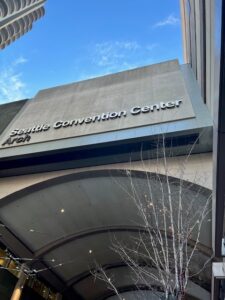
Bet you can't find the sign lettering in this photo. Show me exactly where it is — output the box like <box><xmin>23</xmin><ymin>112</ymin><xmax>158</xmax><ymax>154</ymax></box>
<box><xmin>1</xmin><ymin>100</ymin><xmax>183</xmax><ymax>147</ymax></box>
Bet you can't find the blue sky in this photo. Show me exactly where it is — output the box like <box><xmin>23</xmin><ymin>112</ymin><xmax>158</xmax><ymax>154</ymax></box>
<box><xmin>0</xmin><ymin>0</ymin><xmax>183</xmax><ymax>103</ymax></box>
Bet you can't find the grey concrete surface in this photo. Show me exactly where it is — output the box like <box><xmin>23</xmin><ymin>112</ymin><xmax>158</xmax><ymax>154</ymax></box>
<box><xmin>0</xmin><ymin>100</ymin><xmax>27</xmax><ymax>135</ymax></box>
<box><xmin>0</xmin><ymin>60</ymin><xmax>195</xmax><ymax>148</ymax></box>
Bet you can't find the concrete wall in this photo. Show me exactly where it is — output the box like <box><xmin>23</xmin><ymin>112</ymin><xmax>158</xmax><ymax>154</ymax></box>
<box><xmin>0</xmin><ymin>100</ymin><xmax>27</xmax><ymax>135</ymax></box>
<box><xmin>0</xmin><ymin>60</ymin><xmax>195</xmax><ymax>149</ymax></box>
<box><xmin>180</xmin><ymin>0</ymin><xmax>216</xmax><ymax>115</ymax></box>
<box><xmin>0</xmin><ymin>152</ymin><xmax>212</xmax><ymax>201</ymax></box>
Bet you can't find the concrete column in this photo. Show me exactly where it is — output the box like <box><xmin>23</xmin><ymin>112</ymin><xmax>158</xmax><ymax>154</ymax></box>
<box><xmin>10</xmin><ymin>265</ymin><xmax>27</xmax><ymax>300</ymax></box>
<box><xmin>56</xmin><ymin>293</ymin><xmax>63</xmax><ymax>300</ymax></box>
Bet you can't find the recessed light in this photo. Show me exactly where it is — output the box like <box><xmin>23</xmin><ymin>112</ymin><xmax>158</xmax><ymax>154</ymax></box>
<box><xmin>89</xmin><ymin>249</ymin><xmax>93</xmax><ymax>254</ymax></box>
<box><xmin>29</xmin><ymin>229</ymin><xmax>34</xmax><ymax>232</ymax></box>
<box><xmin>60</xmin><ymin>209</ymin><xmax>65</xmax><ymax>213</ymax></box>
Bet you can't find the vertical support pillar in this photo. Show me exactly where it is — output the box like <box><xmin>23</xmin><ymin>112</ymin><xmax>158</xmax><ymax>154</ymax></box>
<box><xmin>56</xmin><ymin>293</ymin><xmax>63</xmax><ymax>300</ymax></box>
<box><xmin>10</xmin><ymin>265</ymin><xmax>27</xmax><ymax>300</ymax></box>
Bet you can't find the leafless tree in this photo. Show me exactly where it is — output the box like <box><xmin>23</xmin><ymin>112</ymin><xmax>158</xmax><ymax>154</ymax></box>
<box><xmin>92</xmin><ymin>137</ymin><xmax>212</xmax><ymax>300</ymax></box>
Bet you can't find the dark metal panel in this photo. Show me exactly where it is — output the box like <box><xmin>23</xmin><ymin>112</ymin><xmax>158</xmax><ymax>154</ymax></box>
<box><xmin>0</xmin><ymin>130</ymin><xmax>211</xmax><ymax>177</ymax></box>
<box><xmin>33</xmin><ymin>226</ymin><xmax>147</xmax><ymax>259</ymax></box>
<box><xmin>212</xmin><ymin>0</ymin><xmax>225</xmax><ymax>299</ymax></box>
<box><xmin>214</xmin><ymin>0</ymin><xmax>225</xmax><ymax>257</ymax></box>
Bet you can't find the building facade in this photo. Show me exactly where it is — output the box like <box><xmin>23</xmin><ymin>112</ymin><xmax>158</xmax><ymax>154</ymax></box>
<box><xmin>0</xmin><ymin>60</ymin><xmax>213</xmax><ymax>299</ymax></box>
<box><xmin>0</xmin><ymin>0</ymin><xmax>46</xmax><ymax>50</ymax></box>
<box><xmin>180</xmin><ymin>1</ymin><xmax>225</xmax><ymax>298</ymax></box>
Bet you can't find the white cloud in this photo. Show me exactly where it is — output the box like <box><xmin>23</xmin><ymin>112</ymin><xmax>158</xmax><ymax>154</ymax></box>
<box><xmin>153</xmin><ymin>14</ymin><xmax>180</xmax><ymax>28</ymax></box>
<box><xmin>0</xmin><ymin>57</ymin><xmax>28</xmax><ymax>103</ymax></box>
<box><xmin>91</xmin><ymin>40</ymin><xmax>156</xmax><ymax>75</ymax></box>
<box><xmin>114</xmin><ymin>41</ymin><xmax>140</xmax><ymax>51</ymax></box>
<box><xmin>13</xmin><ymin>56</ymin><xmax>28</xmax><ymax>66</ymax></box>
<box><xmin>75</xmin><ymin>41</ymin><xmax>158</xmax><ymax>81</ymax></box>
<box><xmin>146</xmin><ymin>43</ymin><xmax>158</xmax><ymax>51</ymax></box>
<box><xmin>93</xmin><ymin>41</ymin><xmax>140</xmax><ymax>68</ymax></box>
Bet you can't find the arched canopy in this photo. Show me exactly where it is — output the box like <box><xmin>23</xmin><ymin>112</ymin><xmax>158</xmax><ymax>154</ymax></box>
<box><xmin>0</xmin><ymin>170</ymin><xmax>212</xmax><ymax>299</ymax></box>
